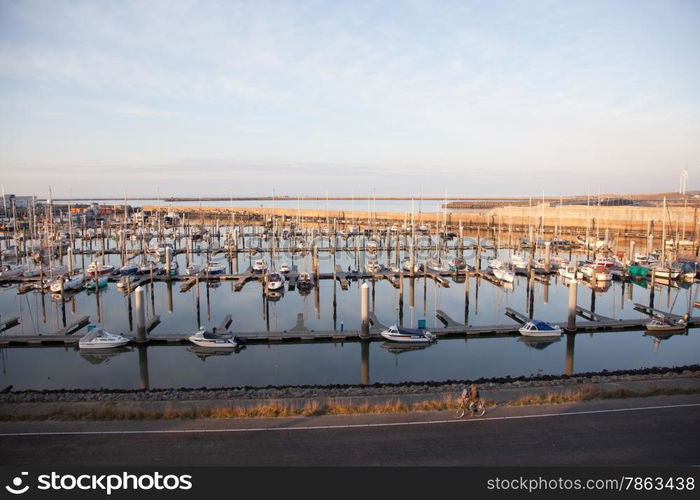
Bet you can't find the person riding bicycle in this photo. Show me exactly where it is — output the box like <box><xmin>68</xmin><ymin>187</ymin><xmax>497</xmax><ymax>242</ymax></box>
<box><xmin>468</xmin><ymin>384</ymin><xmax>480</xmax><ymax>410</ymax></box>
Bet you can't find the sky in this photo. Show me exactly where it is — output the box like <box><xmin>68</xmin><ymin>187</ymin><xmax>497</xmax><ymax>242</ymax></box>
<box><xmin>0</xmin><ymin>0</ymin><xmax>699</xmax><ymax>199</ymax></box>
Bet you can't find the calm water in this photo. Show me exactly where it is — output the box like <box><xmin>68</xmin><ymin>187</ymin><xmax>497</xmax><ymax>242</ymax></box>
<box><xmin>1</xmin><ymin>239</ymin><xmax>697</xmax><ymax>390</ymax></box>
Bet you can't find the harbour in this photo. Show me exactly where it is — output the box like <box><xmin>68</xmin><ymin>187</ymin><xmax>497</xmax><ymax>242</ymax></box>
<box><xmin>0</xmin><ymin>195</ymin><xmax>698</xmax><ymax>391</ymax></box>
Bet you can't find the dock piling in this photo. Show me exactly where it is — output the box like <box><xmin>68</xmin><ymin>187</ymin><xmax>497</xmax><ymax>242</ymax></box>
<box><xmin>567</xmin><ymin>279</ymin><xmax>578</xmax><ymax>332</ymax></box>
<box><xmin>360</xmin><ymin>282</ymin><xmax>369</xmax><ymax>339</ymax></box>
<box><xmin>135</xmin><ymin>285</ymin><xmax>146</xmax><ymax>342</ymax></box>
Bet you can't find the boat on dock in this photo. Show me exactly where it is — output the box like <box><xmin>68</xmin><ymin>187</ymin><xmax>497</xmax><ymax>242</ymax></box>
<box><xmin>120</xmin><ymin>263</ymin><xmax>139</xmax><ymax>275</ymax></box>
<box><xmin>279</xmin><ymin>262</ymin><xmax>290</xmax><ymax>273</ymax></box>
<box><xmin>558</xmin><ymin>265</ymin><xmax>583</xmax><ymax>280</ymax></box>
<box><xmin>0</xmin><ymin>264</ymin><xmax>27</xmax><ymax>279</ymax></box>
<box><xmin>493</xmin><ymin>267</ymin><xmax>515</xmax><ymax>283</ymax></box>
<box><xmin>645</xmin><ymin>315</ymin><xmax>687</xmax><ymax>333</ymax></box>
<box><xmin>365</xmin><ymin>260</ymin><xmax>384</xmax><ymax>273</ymax></box>
<box><xmin>86</xmin><ymin>261</ymin><xmax>115</xmax><ymax>276</ymax></box>
<box><xmin>205</xmin><ymin>261</ymin><xmax>225</xmax><ymax>275</ymax></box>
<box><xmin>448</xmin><ymin>257</ymin><xmax>467</xmax><ymax>271</ymax></box>
<box><xmin>188</xmin><ymin>327</ymin><xmax>238</xmax><ymax>348</ymax></box>
<box><xmin>296</xmin><ymin>272</ymin><xmax>314</xmax><ymax>292</ymax></box>
<box><xmin>252</xmin><ymin>259</ymin><xmax>267</xmax><ymax>273</ymax></box>
<box><xmin>79</xmin><ymin>325</ymin><xmax>130</xmax><ymax>349</ymax></box>
<box><xmin>267</xmin><ymin>271</ymin><xmax>286</xmax><ymax>290</ymax></box>
<box><xmin>85</xmin><ymin>276</ymin><xmax>108</xmax><ymax>290</ymax></box>
<box><xmin>380</xmin><ymin>325</ymin><xmax>436</xmax><ymax>343</ymax></box>
<box><xmin>519</xmin><ymin>320</ymin><xmax>563</xmax><ymax>337</ymax></box>
<box><xmin>50</xmin><ymin>273</ymin><xmax>85</xmax><ymax>292</ymax></box>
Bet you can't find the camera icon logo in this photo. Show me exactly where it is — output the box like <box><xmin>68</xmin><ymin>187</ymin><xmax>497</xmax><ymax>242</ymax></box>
<box><xmin>5</xmin><ymin>472</ymin><xmax>29</xmax><ymax>495</ymax></box>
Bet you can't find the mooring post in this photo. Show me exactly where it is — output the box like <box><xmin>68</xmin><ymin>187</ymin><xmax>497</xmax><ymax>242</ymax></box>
<box><xmin>67</xmin><ymin>247</ymin><xmax>74</xmax><ymax>274</ymax></box>
<box><xmin>649</xmin><ymin>268</ymin><xmax>655</xmax><ymax>308</ymax></box>
<box><xmin>135</xmin><ymin>285</ymin><xmax>146</xmax><ymax>342</ymax></box>
<box><xmin>165</xmin><ymin>246</ymin><xmax>171</xmax><ymax>278</ymax></box>
<box><xmin>360</xmin><ymin>282</ymin><xmax>369</xmax><ymax>339</ymax></box>
<box><xmin>629</xmin><ymin>240</ymin><xmax>635</xmax><ymax>265</ymax></box>
<box><xmin>567</xmin><ymin>279</ymin><xmax>578</xmax><ymax>332</ymax></box>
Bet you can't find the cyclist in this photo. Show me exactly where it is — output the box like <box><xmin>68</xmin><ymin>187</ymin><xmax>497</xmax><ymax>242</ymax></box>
<box><xmin>468</xmin><ymin>384</ymin><xmax>481</xmax><ymax>415</ymax></box>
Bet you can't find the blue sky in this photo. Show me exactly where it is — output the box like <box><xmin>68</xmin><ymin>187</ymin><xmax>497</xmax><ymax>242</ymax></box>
<box><xmin>0</xmin><ymin>0</ymin><xmax>698</xmax><ymax>198</ymax></box>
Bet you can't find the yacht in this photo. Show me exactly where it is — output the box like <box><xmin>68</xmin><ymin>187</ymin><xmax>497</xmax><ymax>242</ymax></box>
<box><xmin>86</xmin><ymin>261</ymin><xmax>115</xmax><ymax>277</ymax></box>
<box><xmin>253</xmin><ymin>259</ymin><xmax>267</xmax><ymax>273</ymax></box>
<box><xmin>365</xmin><ymin>260</ymin><xmax>384</xmax><ymax>273</ymax></box>
<box><xmin>493</xmin><ymin>267</ymin><xmax>515</xmax><ymax>283</ymax></box>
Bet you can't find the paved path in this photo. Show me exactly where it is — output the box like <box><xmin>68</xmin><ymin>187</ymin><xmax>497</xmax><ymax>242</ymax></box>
<box><xmin>1</xmin><ymin>395</ymin><xmax>698</xmax><ymax>466</ymax></box>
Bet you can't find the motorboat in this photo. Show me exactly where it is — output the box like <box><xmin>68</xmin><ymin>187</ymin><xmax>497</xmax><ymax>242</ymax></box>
<box><xmin>205</xmin><ymin>261</ymin><xmax>225</xmax><ymax>275</ymax></box>
<box><xmin>186</xmin><ymin>263</ymin><xmax>202</xmax><ymax>275</ymax></box>
<box><xmin>366</xmin><ymin>240</ymin><xmax>379</xmax><ymax>252</ymax></box>
<box><xmin>267</xmin><ymin>272</ymin><xmax>286</xmax><ymax>290</ymax></box>
<box><xmin>426</xmin><ymin>258</ymin><xmax>449</xmax><ymax>273</ymax></box>
<box><xmin>401</xmin><ymin>258</ymin><xmax>421</xmax><ymax>274</ymax></box>
<box><xmin>296</xmin><ymin>272</ymin><xmax>314</xmax><ymax>292</ymax></box>
<box><xmin>511</xmin><ymin>254</ymin><xmax>529</xmax><ymax>271</ymax></box>
<box><xmin>79</xmin><ymin>325</ymin><xmax>130</xmax><ymax>349</ymax></box>
<box><xmin>188</xmin><ymin>327</ymin><xmax>238</xmax><ymax>348</ymax></box>
<box><xmin>85</xmin><ymin>276</ymin><xmax>108</xmax><ymax>290</ymax></box>
<box><xmin>50</xmin><ymin>273</ymin><xmax>85</xmax><ymax>292</ymax></box>
<box><xmin>448</xmin><ymin>257</ymin><xmax>467</xmax><ymax>271</ymax></box>
<box><xmin>116</xmin><ymin>275</ymin><xmax>138</xmax><ymax>289</ymax></box>
<box><xmin>558</xmin><ymin>265</ymin><xmax>583</xmax><ymax>280</ymax></box>
<box><xmin>493</xmin><ymin>267</ymin><xmax>515</xmax><ymax>283</ymax></box>
<box><xmin>645</xmin><ymin>315</ymin><xmax>687</xmax><ymax>333</ymax></box>
<box><xmin>86</xmin><ymin>261</ymin><xmax>115</xmax><ymax>276</ymax></box>
<box><xmin>380</xmin><ymin>325</ymin><xmax>436</xmax><ymax>343</ymax></box>
<box><xmin>252</xmin><ymin>259</ymin><xmax>267</xmax><ymax>273</ymax></box>
<box><xmin>519</xmin><ymin>320</ymin><xmax>563</xmax><ymax>337</ymax></box>
<box><xmin>365</xmin><ymin>260</ymin><xmax>384</xmax><ymax>273</ymax></box>
<box><xmin>120</xmin><ymin>263</ymin><xmax>139</xmax><ymax>275</ymax></box>
<box><xmin>488</xmin><ymin>258</ymin><xmax>505</xmax><ymax>270</ymax></box>
<box><xmin>279</xmin><ymin>262</ymin><xmax>290</xmax><ymax>273</ymax></box>
<box><xmin>0</xmin><ymin>264</ymin><xmax>27</xmax><ymax>279</ymax></box>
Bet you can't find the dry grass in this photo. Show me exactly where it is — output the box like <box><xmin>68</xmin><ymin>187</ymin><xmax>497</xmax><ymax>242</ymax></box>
<box><xmin>1</xmin><ymin>386</ymin><xmax>698</xmax><ymax>421</ymax></box>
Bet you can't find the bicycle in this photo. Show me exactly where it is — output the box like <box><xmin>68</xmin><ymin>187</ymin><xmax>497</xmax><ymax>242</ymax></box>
<box><xmin>455</xmin><ymin>389</ymin><xmax>486</xmax><ymax>418</ymax></box>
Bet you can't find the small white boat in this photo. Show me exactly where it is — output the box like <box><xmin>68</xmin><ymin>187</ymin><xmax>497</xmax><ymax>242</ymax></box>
<box><xmin>558</xmin><ymin>265</ymin><xmax>583</xmax><ymax>280</ymax></box>
<box><xmin>50</xmin><ymin>273</ymin><xmax>85</xmax><ymax>292</ymax></box>
<box><xmin>488</xmin><ymin>258</ymin><xmax>505</xmax><ymax>270</ymax></box>
<box><xmin>252</xmin><ymin>259</ymin><xmax>267</xmax><ymax>273</ymax></box>
<box><xmin>448</xmin><ymin>257</ymin><xmax>467</xmax><ymax>271</ymax></box>
<box><xmin>493</xmin><ymin>267</ymin><xmax>515</xmax><ymax>283</ymax></box>
<box><xmin>186</xmin><ymin>263</ymin><xmax>202</xmax><ymax>275</ymax></box>
<box><xmin>645</xmin><ymin>316</ymin><xmax>687</xmax><ymax>333</ymax></box>
<box><xmin>365</xmin><ymin>260</ymin><xmax>384</xmax><ymax>273</ymax></box>
<box><xmin>401</xmin><ymin>258</ymin><xmax>421</xmax><ymax>273</ymax></box>
<box><xmin>511</xmin><ymin>254</ymin><xmax>529</xmax><ymax>270</ymax></box>
<box><xmin>188</xmin><ymin>327</ymin><xmax>238</xmax><ymax>348</ymax></box>
<box><xmin>267</xmin><ymin>272</ymin><xmax>286</xmax><ymax>290</ymax></box>
<box><xmin>426</xmin><ymin>258</ymin><xmax>449</xmax><ymax>273</ymax></box>
<box><xmin>381</xmin><ymin>325</ymin><xmax>436</xmax><ymax>343</ymax></box>
<box><xmin>79</xmin><ymin>325</ymin><xmax>130</xmax><ymax>349</ymax></box>
<box><xmin>519</xmin><ymin>320</ymin><xmax>563</xmax><ymax>337</ymax></box>
<box><xmin>279</xmin><ymin>262</ymin><xmax>290</xmax><ymax>273</ymax></box>
<box><xmin>205</xmin><ymin>261</ymin><xmax>225</xmax><ymax>275</ymax></box>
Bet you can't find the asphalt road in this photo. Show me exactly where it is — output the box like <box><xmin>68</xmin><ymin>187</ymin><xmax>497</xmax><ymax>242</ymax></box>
<box><xmin>1</xmin><ymin>395</ymin><xmax>698</xmax><ymax>466</ymax></box>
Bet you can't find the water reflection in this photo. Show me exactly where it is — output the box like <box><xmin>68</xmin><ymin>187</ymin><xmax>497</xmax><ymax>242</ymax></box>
<box><xmin>79</xmin><ymin>347</ymin><xmax>132</xmax><ymax>365</ymax></box>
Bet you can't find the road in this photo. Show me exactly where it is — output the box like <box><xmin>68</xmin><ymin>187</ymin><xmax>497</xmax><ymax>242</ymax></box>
<box><xmin>1</xmin><ymin>395</ymin><xmax>698</xmax><ymax>466</ymax></box>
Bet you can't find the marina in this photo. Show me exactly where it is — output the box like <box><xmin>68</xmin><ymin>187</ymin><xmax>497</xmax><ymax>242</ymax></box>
<box><xmin>0</xmin><ymin>196</ymin><xmax>698</xmax><ymax>390</ymax></box>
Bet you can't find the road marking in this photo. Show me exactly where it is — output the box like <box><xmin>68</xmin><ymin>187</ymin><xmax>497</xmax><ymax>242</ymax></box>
<box><xmin>1</xmin><ymin>402</ymin><xmax>698</xmax><ymax>437</ymax></box>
